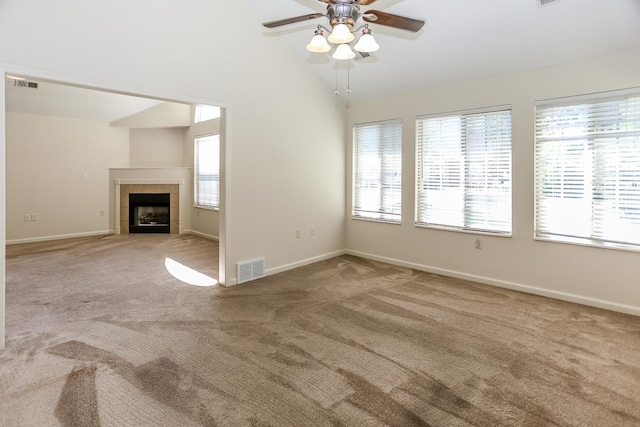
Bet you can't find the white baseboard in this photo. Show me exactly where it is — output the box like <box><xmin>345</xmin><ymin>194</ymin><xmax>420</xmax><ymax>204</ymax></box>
<box><xmin>224</xmin><ymin>249</ymin><xmax>347</xmax><ymax>287</ymax></box>
<box><xmin>346</xmin><ymin>249</ymin><xmax>640</xmax><ymax>317</ymax></box>
<box><xmin>266</xmin><ymin>250</ymin><xmax>346</xmax><ymax>277</ymax></box>
<box><xmin>185</xmin><ymin>229</ymin><xmax>219</xmax><ymax>241</ymax></box>
<box><xmin>6</xmin><ymin>230</ymin><xmax>113</xmax><ymax>245</ymax></box>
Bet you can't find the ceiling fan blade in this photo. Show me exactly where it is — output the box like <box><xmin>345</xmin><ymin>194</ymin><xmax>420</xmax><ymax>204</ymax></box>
<box><xmin>263</xmin><ymin>13</ymin><xmax>325</xmax><ymax>28</ymax></box>
<box><xmin>356</xmin><ymin>0</ymin><xmax>378</xmax><ymax>5</ymax></box>
<box><xmin>363</xmin><ymin>10</ymin><xmax>425</xmax><ymax>32</ymax></box>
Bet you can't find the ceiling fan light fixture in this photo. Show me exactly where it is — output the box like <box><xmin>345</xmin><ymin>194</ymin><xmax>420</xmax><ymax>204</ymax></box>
<box><xmin>328</xmin><ymin>23</ymin><xmax>355</xmax><ymax>44</ymax></box>
<box><xmin>354</xmin><ymin>33</ymin><xmax>379</xmax><ymax>53</ymax></box>
<box><xmin>332</xmin><ymin>43</ymin><xmax>356</xmax><ymax>60</ymax></box>
<box><xmin>306</xmin><ymin>30</ymin><xmax>331</xmax><ymax>53</ymax></box>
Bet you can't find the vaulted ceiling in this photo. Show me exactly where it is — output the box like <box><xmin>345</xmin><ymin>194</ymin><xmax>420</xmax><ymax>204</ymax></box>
<box><xmin>248</xmin><ymin>0</ymin><xmax>640</xmax><ymax>103</ymax></box>
<box><xmin>5</xmin><ymin>0</ymin><xmax>640</xmax><ymax>119</ymax></box>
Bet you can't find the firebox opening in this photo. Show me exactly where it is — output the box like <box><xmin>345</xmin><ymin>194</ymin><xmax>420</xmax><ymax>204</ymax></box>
<box><xmin>129</xmin><ymin>193</ymin><xmax>170</xmax><ymax>234</ymax></box>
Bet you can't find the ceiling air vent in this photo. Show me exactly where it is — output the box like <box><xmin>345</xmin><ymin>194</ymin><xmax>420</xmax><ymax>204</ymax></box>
<box><xmin>13</xmin><ymin>79</ymin><xmax>39</xmax><ymax>89</ymax></box>
<box><xmin>538</xmin><ymin>0</ymin><xmax>561</xmax><ymax>6</ymax></box>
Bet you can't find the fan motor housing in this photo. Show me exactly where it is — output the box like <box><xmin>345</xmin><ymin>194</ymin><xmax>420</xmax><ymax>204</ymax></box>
<box><xmin>327</xmin><ymin>3</ymin><xmax>360</xmax><ymax>29</ymax></box>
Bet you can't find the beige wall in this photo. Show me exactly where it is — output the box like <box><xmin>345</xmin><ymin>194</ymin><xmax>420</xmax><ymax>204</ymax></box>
<box><xmin>130</xmin><ymin>127</ymin><xmax>185</xmax><ymax>168</ymax></box>
<box><xmin>7</xmin><ymin>115</ymin><xmax>198</xmax><ymax>242</ymax></box>
<box><xmin>346</xmin><ymin>48</ymin><xmax>640</xmax><ymax>315</ymax></box>
<box><xmin>6</xmin><ymin>112</ymin><xmax>130</xmax><ymax>243</ymax></box>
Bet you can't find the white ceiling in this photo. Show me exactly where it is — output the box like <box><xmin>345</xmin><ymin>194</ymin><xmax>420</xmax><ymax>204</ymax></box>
<box><xmin>247</xmin><ymin>0</ymin><xmax>640</xmax><ymax>103</ymax></box>
<box><xmin>5</xmin><ymin>0</ymin><xmax>640</xmax><ymax>119</ymax></box>
<box><xmin>4</xmin><ymin>77</ymin><xmax>166</xmax><ymax>122</ymax></box>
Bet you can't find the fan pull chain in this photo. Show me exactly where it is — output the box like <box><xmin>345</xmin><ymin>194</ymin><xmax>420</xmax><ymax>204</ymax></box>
<box><xmin>334</xmin><ymin>65</ymin><xmax>339</xmax><ymax>95</ymax></box>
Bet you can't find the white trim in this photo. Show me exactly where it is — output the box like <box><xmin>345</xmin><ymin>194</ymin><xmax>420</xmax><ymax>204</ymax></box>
<box><xmin>109</xmin><ymin>167</ymin><xmax>191</xmax><ymax>171</ymax></box>
<box><xmin>534</xmin><ymin>86</ymin><xmax>640</xmax><ymax>107</ymax></box>
<box><xmin>534</xmin><ymin>234</ymin><xmax>640</xmax><ymax>254</ymax></box>
<box><xmin>115</xmin><ymin>179</ymin><xmax>185</xmax><ymax>184</ymax></box>
<box><xmin>223</xmin><ymin>249</ymin><xmax>347</xmax><ymax>288</ymax></box>
<box><xmin>416</xmin><ymin>103</ymin><xmax>512</xmax><ymax>120</ymax></box>
<box><xmin>0</xmin><ymin>67</ymin><xmax>5</xmax><ymax>349</ymax></box>
<box><xmin>346</xmin><ymin>249</ymin><xmax>640</xmax><ymax>317</ymax></box>
<box><xmin>266</xmin><ymin>250</ymin><xmax>346</xmax><ymax>277</ymax></box>
<box><xmin>414</xmin><ymin>222</ymin><xmax>512</xmax><ymax>238</ymax></box>
<box><xmin>186</xmin><ymin>230</ymin><xmax>219</xmax><ymax>241</ymax></box>
<box><xmin>6</xmin><ymin>230</ymin><xmax>112</xmax><ymax>246</ymax></box>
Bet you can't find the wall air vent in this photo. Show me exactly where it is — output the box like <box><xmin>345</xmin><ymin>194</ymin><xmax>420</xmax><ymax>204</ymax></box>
<box><xmin>538</xmin><ymin>0</ymin><xmax>561</xmax><ymax>6</ymax></box>
<box><xmin>13</xmin><ymin>79</ymin><xmax>39</xmax><ymax>89</ymax></box>
<box><xmin>237</xmin><ymin>257</ymin><xmax>265</xmax><ymax>284</ymax></box>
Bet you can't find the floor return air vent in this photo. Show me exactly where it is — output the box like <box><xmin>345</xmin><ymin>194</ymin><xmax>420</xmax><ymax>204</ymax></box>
<box><xmin>237</xmin><ymin>258</ymin><xmax>265</xmax><ymax>284</ymax></box>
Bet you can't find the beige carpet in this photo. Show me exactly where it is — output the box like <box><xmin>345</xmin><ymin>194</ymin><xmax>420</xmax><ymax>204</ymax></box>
<box><xmin>1</xmin><ymin>234</ymin><xmax>640</xmax><ymax>426</ymax></box>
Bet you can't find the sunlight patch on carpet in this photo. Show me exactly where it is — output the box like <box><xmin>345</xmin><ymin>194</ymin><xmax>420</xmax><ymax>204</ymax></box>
<box><xmin>165</xmin><ymin>257</ymin><xmax>217</xmax><ymax>287</ymax></box>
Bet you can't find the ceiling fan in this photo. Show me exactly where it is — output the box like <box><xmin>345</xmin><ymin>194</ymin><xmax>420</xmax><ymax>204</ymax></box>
<box><xmin>263</xmin><ymin>0</ymin><xmax>425</xmax><ymax>33</ymax></box>
<box><xmin>263</xmin><ymin>0</ymin><xmax>425</xmax><ymax>60</ymax></box>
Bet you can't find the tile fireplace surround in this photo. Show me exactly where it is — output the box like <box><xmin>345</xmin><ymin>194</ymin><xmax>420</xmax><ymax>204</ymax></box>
<box><xmin>115</xmin><ymin>181</ymin><xmax>182</xmax><ymax>234</ymax></box>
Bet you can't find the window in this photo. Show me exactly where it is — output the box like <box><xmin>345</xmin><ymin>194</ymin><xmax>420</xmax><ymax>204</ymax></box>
<box><xmin>194</xmin><ymin>134</ymin><xmax>220</xmax><ymax>209</ymax></box>
<box><xmin>194</xmin><ymin>105</ymin><xmax>220</xmax><ymax>123</ymax></box>
<box><xmin>416</xmin><ymin>107</ymin><xmax>512</xmax><ymax>234</ymax></box>
<box><xmin>535</xmin><ymin>90</ymin><xmax>640</xmax><ymax>249</ymax></box>
<box><xmin>352</xmin><ymin>119</ymin><xmax>402</xmax><ymax>223</ymax></box>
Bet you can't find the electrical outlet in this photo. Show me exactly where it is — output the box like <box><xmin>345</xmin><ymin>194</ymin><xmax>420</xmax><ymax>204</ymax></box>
<box><xmin>23</xmin><ymin>214</ymin><xmax>30</xmax><ymax>222</ymax></box>
<box><xmin>99</xmin><ymin>210</ymin><xmax>105</xmax><ymax>216</ymax></box>
<box><xmin>310</xmin><ymin>226</ymin><xmax>316</xmax><ymax>236</ymax></box>
<box><xmin>296</xmin><ymin>228</ymin><xmax>301</xmax><ymax>239</ymax></box>
<box><xmin>30</xmin><ymin>214</ymin><xmax>38</xmax><ymax>222</ymax></box>
<box><xmin>474</xmin><ymin>238</ymin><xmax>481</xmax><ymax>249</ymax></box>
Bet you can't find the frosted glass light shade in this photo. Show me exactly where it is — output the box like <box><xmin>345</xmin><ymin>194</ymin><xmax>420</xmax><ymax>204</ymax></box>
<box><xmin>327</xmin><ymin>23</ymin><xmax>355</xmax><ymax>44</ymax></box>
<box><xmin>354</xmin><ymin>33</ymin><xmax>379</xmax><ymax>53</ymax></box>
<box><xmin>332</xmin><ymin>43</ymin><xmax>355</xmax><ymax>60</ymax></box>
<box><xmin>306</xmin><ymin>34</ymin><xmax>331</xmax><ymax>53</ymax></box>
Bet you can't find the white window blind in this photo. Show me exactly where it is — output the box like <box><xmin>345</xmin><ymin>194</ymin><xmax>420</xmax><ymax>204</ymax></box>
<box><xmin>352</xmin><ymin>119</ymin><xmax>402</xmax><ymax>222</ymax></box>
<box><xmin>194</xmin><ymin>134</ymin><xmax>220</xmax><ymax>209</ymax></box>
<box><xmin>535</xmin><ymin>91</ymin><xmax>640</xmax><ymax>249</ymax></box>
<box><xmin>416</xmin><ymin>107</ymin><xmax>512</xmax><ymax>234</ymax></box>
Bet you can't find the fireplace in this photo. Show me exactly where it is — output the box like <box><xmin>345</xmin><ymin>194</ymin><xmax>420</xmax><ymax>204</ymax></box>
<box><xmin>116</xmin><ymin>181</ymin><xmax>182</xmax><ymax>235</ymax></box>
<box><xmin>129</xmin><ymin>193</ymin><xmax>170</xmax><ymax>234</ymax></box>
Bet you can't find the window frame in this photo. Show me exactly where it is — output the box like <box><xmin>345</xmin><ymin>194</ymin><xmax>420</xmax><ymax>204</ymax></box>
<box><xmin>415</xmin><ymin>105</ymin><xmax>513</xmax><ymax>236</ymax></box>
<box><xmin>194</xmin><ymin>133</ymin><xmax>220</xmax><ymax>210</ymax></box>
<box><xmin>534</xmin><ymin>88</ymin><xmax>640</xmax><ymax>252</ymax></box>
<box><xmin>352</xmin><ymin>118</ymin><xmax>403</xmax><ymax>224</ymax></box>
<box><xmin>193</xmin><ymin>105</ymin><xmax>221</xmax><ymax>124</ymax></box>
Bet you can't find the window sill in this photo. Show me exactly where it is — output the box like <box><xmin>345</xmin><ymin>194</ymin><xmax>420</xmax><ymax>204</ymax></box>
<box><xmin>535</xmin><ymin>234</ymin><xmax>640</xmax><ymax>253</ymax></box>
<box><xmin>414</xmin><ymin>222</ymin><xmax>512</xmax><ymax>237</ymax></box>
<box><xmin>194</xmin><ymin>205</ymin><xmax>219</xmax><ymax>212</ymax></box>
<box><xmin>351</xmin><ymin>216</ymin><xmax>401</xmax><ymax>225</ymax></box>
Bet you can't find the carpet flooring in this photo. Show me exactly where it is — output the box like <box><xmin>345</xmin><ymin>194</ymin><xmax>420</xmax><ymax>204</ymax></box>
<box><xmin>1</xmin><ymin>234</ymin><xmax>640</xmax><ymax>426</ymax></box>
